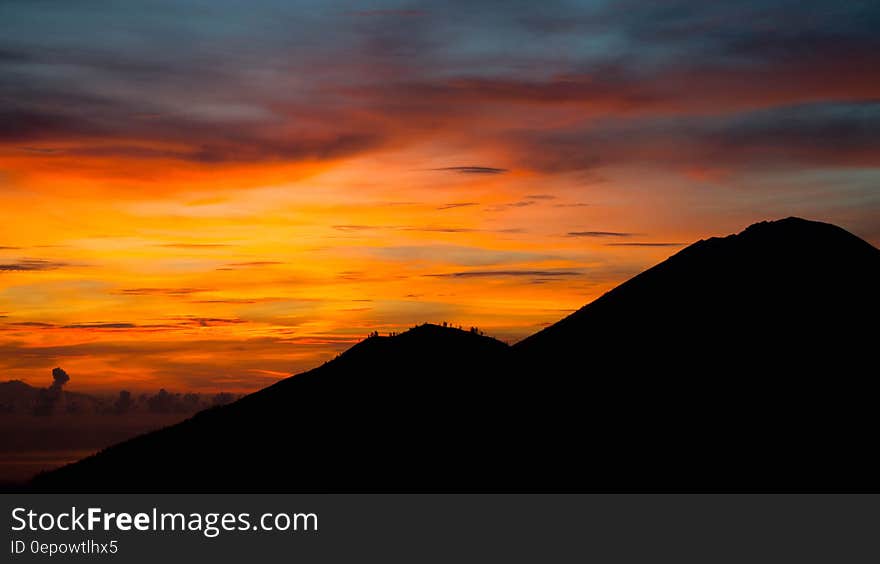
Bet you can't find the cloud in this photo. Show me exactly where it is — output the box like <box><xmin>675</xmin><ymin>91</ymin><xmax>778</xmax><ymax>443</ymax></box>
<box><xmin>332</xmin><ymin>225</ymin><xmax>378</xmax><ymax>231</ymax></box>
<box><xmin>51</xmin><ymin>367</ymin><xmax>70</xmax><ymax>389</ymax></box>
<box><xmin>211</xmin><ymin>392</ymin><xmax>238</xmax><ymax>407</ymax></box>
<box><xmin>0</xmin><ymin>336</ymin><xmax>351</xmax><ymax>387</ymax></box>
<box><xmin>117</xmin><ymin>287</ymin><xmax>211</xmax><ymax>296</ymax></box>
<box><xmin>219</xmin><ymin>261</ymin><xmax>284</xmax><ymax>270</ymax></box>
<box><xmin>606</xmin><ymin>242</ymin><xmax>684</xmax><ymax>247</ymax></box>
<box><xmin>349</xmin><ymin>9</ymin><xmax>427</xmax><ymax>17</ymax></box>
<box><xmin>137</xmin><ymin>388</ymin><xmax>239</xmax><ymax>413</ymax></box>
<box><xmin>431</xmin><ymin>166</ymin><xmax>508</xmax><ymax>174</ymax></box>
<box><xmin>61</xmin><ymin>323</ymin><xmax>138</xmax><ymax>329</ymax></box>
<box><xmin>332</xmin><ymin>224</ymin><xmax>520</xmax><ymax>235</ymax></box>
<box><xmin>146</xmin><ymin>389</ymin><xmax>198</xmax><ymax>414</ymax></box>
<box><xmin>373</xmin><ymin>245</ymin><xmax>557</xmax><ymax>266</ymax></box>
<box><xmin>0</xmin><ymin>76</ymin><xmax>386</xmax><ymax>166</ymax></box>
<box><xmin>0</xmin><ymin>71</ymin><xmax>351</xmax><ymax>180</ymax></box>
<box><xmin>0</xmin><ymin>0</ymin><xmax>876</xmax><ymax>215</ymax></box>
<box><xmin>33</xmin><ymin>367</ymin><xmax>70</xmax><ymax>416</ymax></box>
<box><xmin>364</xmin><ymin>2</ymin><xmax>878</xmax><ymax>118</ymax></box>
<box><xmin>400</xmin><ymin>226</ymin><xmax>524</xmax><ymax>234</ymax></box>
<box><xmin>1</xmin><ymin>0</ymin><xmax>878</xmax><ymax>184</ymax></box>
<box><xmin>400</xmin><ymin>227</ymin><xmax>478</xmax><ymax>233</ymax></box>
<box><xmin>112</xmin><ymin>390</ymin><xmax>134</xmax><ymax>415</ymax></box>
<box><xmin>189</xmin><ymin>297</ymin><xmax>282</xmax><ymax>304</ymax></box>
<box><xmin>567</xmin><ymin>231</ymin><xmax>635</xmax><ymax>238</ymax></box>
<box><xmin>18</xmin><ymin>147</ymin><xmax>62</xmax><ymax>154</ymax></box>
<box><xmin>437</xmin><ymin>202</ymin><xmax>480</xmax><ymax>210</ymax></box>
<box><xmin>0</xmin><ymin>47</ymin><xmax>31</xmax><ymax>63</ymax></box>
<box><xmin>0</xmin><ymin>259</ymin><xmax>70</xmax><ymax>271</ymax></box>
<box><xmin>428</xmin><ymin>269</ymin><xmax>581</xmax><ymax>278</ymax></box>
<box><xmin>166</xmin><ymin>317</ymin><xmax>247</xmax><ymax>328</ymax></box>
<box><xmin>3</xmin><ymin>320</ymin><xmax>183</xmax><ymax>333</ymax></box>
<box><xmin>0</xmin><ymin>108</ymin><xmax>93</xmax><ymax>143</ymax></box>
<box><xmin>515</xmin><ymin>100</ymin><xmax>880</xmax><ymax>173</ymax></box>
<box><xmin>486</xmin><ymin>200</ymin><xmax>537</xmax><ymax>212</ymax></box>
<box><xmin>157</xmin><ymin>243</ymin><xmax>232</xmax><ymax>249</ymax></box>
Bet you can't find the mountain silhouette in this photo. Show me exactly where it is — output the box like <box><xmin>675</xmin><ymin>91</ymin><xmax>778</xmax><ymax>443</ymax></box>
<box><xmin>511</xmin><ymin>217</ymin><xmax>880</xmax><ymax>489</ymax></box>
<box><xmin>31</xmin><ymin>324</ymin><xmax>518</xmax><ymax>491</ymax></box>
<box><xmin>517</xmin><ymin>216</ymin><xmax>879</xmax><ymax>371</ymax></box>
<box><xmin>31</xmin><ymin>218</ymin><xmax>880</xmax><ymax>492</ymax></box>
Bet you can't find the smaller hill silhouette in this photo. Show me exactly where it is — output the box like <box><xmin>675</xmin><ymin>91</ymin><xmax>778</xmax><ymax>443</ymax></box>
<box><xmin>32</xmin><ymin>324</ymin><xmax>516</xmax><ymax>492</ymax></box>
<box><xmin>31</xmin><ymin>218</ymin><xmax>880</xmax><ymax>492</ymax></box>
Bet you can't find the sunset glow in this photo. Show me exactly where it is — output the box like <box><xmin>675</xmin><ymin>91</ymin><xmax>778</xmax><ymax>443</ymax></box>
<box><xmin>2</xmin><ymin>1</ymin><xmax>878</xmax><ymax>393</ymax></box>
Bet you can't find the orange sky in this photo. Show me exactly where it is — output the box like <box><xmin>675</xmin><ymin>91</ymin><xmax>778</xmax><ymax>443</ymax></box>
<box><xmin>2</xmin><ymin>1</ymin><xmax>878</xmax><ymax>393</ymax></box>
<box><xmin>1</xmin><ymin>152</ymin><xmax>695</xmax><ymax>392</ymax></box>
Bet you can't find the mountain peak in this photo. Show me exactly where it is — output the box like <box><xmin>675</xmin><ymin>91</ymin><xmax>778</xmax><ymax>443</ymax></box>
<box><xmin>398</xmin><ymin>323</ymin><xmax>498</xmax><ymax>342</ymax></box>
<box><xmin>748</xmin><ymin>216</ymin><xmax>827</xmax><ymax>229</ymax></box>
<box><xmin>667</xmin><ymin>217</ymin><xmax>879</xmax><ymax>269</ymax></box>
<box><xmin>695</xmin><ymin>216</ymin><xmax>875</xmax><ymax>251</ymax></box>
<box><xmin>346</xmin><ymin>323</ymin><xmax>506</xmax><ymax>358</ymax></box>
<box><xmin>741</xmin><ymin>216</ymin><xmax>832</xmax><ymax>238</ymax></box>
<box><xmin>517</xmin><ymin>216</ymin><xmax>879</xmax><ymax>356</ymax></box>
